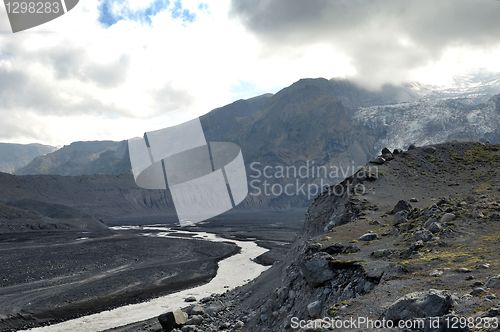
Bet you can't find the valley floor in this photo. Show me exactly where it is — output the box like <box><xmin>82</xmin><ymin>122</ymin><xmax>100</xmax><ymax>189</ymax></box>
<box><xmin>0</xmin><ymin>211</ymin><xmax>304</xmax><ymax>332</ymax></box>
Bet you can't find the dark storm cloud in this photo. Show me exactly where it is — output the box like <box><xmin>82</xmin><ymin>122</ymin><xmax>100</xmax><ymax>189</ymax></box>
<box><xmin>231</xmin><ymin>0</ymin><xmax>500</xmax><ymax>83</ymax></box>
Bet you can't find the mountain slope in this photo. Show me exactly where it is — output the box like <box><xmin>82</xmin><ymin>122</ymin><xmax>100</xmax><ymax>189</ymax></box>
<box><xmin>132</xmin><ymin>142</ymin><xmax>499</xmax><ymax>331</ymax></box>
<box><xmin>15</xmin><ymin>141</ymin><xmax>130</xmax><ymax>176</ymax></box>
<box><xmin>0</xmin><ymin>143</ymin><xmax>55</xmax><ymax>174</ymax></box>
<box><xmin>0</xmin><ymin>172</ymin><xmax>176</xmax><ymax>227</ymax></box>
<box><xmin>12</xmin><ymin>78</ymin><xmax>500</xmax><ymax>210</ymax></box>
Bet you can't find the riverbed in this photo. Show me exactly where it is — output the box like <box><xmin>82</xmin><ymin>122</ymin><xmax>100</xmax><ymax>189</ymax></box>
<box><xmin>22</xmin><ymin>226</ymin><xmax>269</xmax><ymax>332</ymax></box>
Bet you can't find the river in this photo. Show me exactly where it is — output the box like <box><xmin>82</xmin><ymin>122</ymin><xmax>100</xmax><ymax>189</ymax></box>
<box><xmin>22</xmin><ymin>225</ymin><xmax>269</xmax><ymax>332</ymax></box>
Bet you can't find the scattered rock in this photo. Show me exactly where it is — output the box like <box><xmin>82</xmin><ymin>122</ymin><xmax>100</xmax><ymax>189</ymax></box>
<box><xmin>408</xmin><ymin>144</ymin><xmax>416</xmax><ymax>150</ymax></box>
<box><xmin>393</xmin><ymin>148</ymin><xmax>402</xmax><ymax>155</ymax></box>
<box><xmin>484</xmin><ymin>306</ymin><xmax>500</xmax><ymax>317</ymax></box>
<box><xmin>358</xmin><ymin>232</ymin><xmax>378</xmax><ymax>241</ymax></box>
<box><xmin>394</xmin><ymin>210</ymin><xmax>408</xmax><ymax>223</ymax></box>
<box><xmin>382</xmin><ymin>153</ymin><xmax>394</xmax><ymax>161</ymax></box>
<box><xmin>485</xmin><ymin>275</ymin><xmax>500</xmax><ymax>289</ymax></box>
<box><xmin>430</xmin><ymin>270</ymin><xmax>443</xmax><ymax>277</ymax></box>
<box><xmin>391</xmin><ymin>200</ymin><xmax>412</xmax><ymax>214</ymax></box>
<box><xmin>158</xmin><ymin>309</ymin><xmax>188</xmax><ymax>332</ymax></box>
<box><xmin>307</xmin><ymin>300</ymin><xmax>322</xmax><ymax>318</ymax></box>
<box><xmin>180</xmin><ymin>325</ymin><xmax>199</xmax><ymax>332</ymax></box>
<box><xmin>381</xmin><ymin>147</ymin><xmax>392</xmax><ymax>155</ymax></box>
<box><xmin>205</xmin><ymin>300</ymin><xmax>225</xmax><ymax>315</ymax></box>
<box><xmin>440</xmin><ymin>213</ymin><xmax>456</xmax><ymax>223</ymax></box>
<box><xmin>410</xmin><ymin>240</ymin><xmax>424</xmax><ymax>251</ymax></box>
<box><xmin>470</xmin><ymin>287</ymin><xmax>486</xmax><ymax>296</ymax></box>
<box><xmin>477</xmin><ymin>263</ymin><xmax>491</xmax><ymax>269</ymax></box>
<box><xmin>409</xmin><ymin>197</ymin><xmax>419</xmax><ymax>203</ymax></box>
<box><xmin>321</xmin><ymin>242</ymin><xmax>360</xmax><ymax>255</ymax></box>
<box><xmin>184</xmin><ymin>296</ymin><xmax>196</xmax><ymax>302</ymax></box>
<box><xmin>234</xmin><ymin>320</ymin><xmax>245</xmax><ymax>328</ymax></box>
<box><xmin>427</xmin><ymin>222</ymin><xmax>443</xmax><ymax>234</ymax></box>
<box><xmin>423</xmin><ymin>146</ymin><xmax>437</xmax><ymax>153</ymax></box>
<box><xmin>300</xmin><ymin>253</ymin><xmax>335</xmax><ymax>287</ymax></box>
<box><xmin>455</xmin><ymin>268</ymin><xmax>472</xmax><ymax>273</ymax></box>
<box><xmin>185</xmin><ymin>315</ymin><xmax>203</xmax><ymax>325</ymax></box>
<box><xmin>189</xmin><ymin>305</ymin><xmax>205</xmax><ymax>315</ymax></box>
<box><xmin>371</xmin><ymin>249</ymin><xmax>393</xmax><ymax>258</ymax></box>
<box><xmin>370</xmin><ymin>156</ymin><xmax>386</xmax><ymax>165</ymax></box>
<box><xmin>384</xmin><ymin>289</ymin><xmax>453</xmax><ymax>322</ymax></box>
<box><xmin>414</xmin><ymin>229</ymin><xmax>433</xmax><ymax>242</ymax></box>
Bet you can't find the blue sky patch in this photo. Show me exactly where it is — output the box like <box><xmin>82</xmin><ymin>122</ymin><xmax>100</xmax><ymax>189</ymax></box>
<box><xmin>99</xmin><ymin>0</ymin><xmax>200</xmax><ymax>27</ymax></box>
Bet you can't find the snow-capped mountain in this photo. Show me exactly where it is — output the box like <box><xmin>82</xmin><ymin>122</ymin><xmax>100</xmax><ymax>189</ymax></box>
<box><xmin>355</xmin><ymin>72</ymin><xmax>500</xmax><ymax>150</ymax></box>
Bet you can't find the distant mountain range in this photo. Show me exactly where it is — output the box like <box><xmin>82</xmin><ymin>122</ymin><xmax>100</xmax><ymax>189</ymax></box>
<box><xmin>0</xmin><ymin>77</ymin><xmax>498</xmax><ymax>224</ymax></box>
<box><xmin>0</xmin><ymin>143</ymin><xmax>55</xmax><ymax>174</ymax></box>
<box><xmin>15</xmin><ymin>140</ymin><xmax>130</xmax><ymax>176</ymax></box>
<box><xmin>13</xmin><ymin>77</ymin><xmax>500</xmax><ymax>178</ymax></box>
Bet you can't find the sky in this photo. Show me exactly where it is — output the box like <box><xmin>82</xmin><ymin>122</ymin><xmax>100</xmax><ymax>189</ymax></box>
<box><xmin>1</xmin><ymin>0</ymin><xmax>500</xmax><ymax>146</ymax></box>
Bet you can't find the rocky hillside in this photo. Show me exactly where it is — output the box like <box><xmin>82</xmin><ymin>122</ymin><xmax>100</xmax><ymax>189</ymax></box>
<box><xmin>0</xmin><ymin>143</ymin><xmax>55</xmax><ymax>173</ymax></box>
<box><xmin>0</xmin><ymin>172</ymin><xmax>176</xmax><ymax>232</ymax></box>
<box><xmin>15</xmin><ymin>140</ymin><xmax>130</xmax><ymax>176</ymax></box>
<box><xmin>132</xmin><ymin>142</ymin><xmax>499</xmax><ymax>332</ymax></box>
<box><xmin>0</xmin><ymin>200</ymin><xmax>108</xmax><ymax>233</ymax></box>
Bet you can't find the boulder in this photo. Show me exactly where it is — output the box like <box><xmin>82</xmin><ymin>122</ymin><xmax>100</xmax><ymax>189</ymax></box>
<box><xmin>321</xmin><ymin>243</ymin><xmax>360</xmax><ymax>255</ymax></box>
<box><xmin>391</xmin><ymin>200</ymin><xmax>412</xmax><ymax>214</ymax></box>
<box><xmin>470</xmin><ymin>287</ymin><xmax>486</xmax><ymax>296</ymax></box>
<box><xmin>382</xmin><ymin>153</ymin><xmax>394</xmax><ymax>161</ymax></box>
<box><xmin>485</xmin><ymin>275</ymin><xmax>500</xmax><ymax>289</ymax></box>
<box><xmin>440</xmin><ymin>213</ymin><xmax>456</xmax><ymax>223</ymax></box>
<box><xmin>300</xmin><ymin>253</ymin><xmax>335</xmax><ymax>287</ymax></box>
<box><xmin>307</xmin><ymin>300</ymin><xmax>322</xmax><ymax>318</ymax></box>
<box><xmin>185</xmin><ymin>315</ymin><xmax>203</xmax><ymax>325</ymax></box>
<box><xmin>394</xmin><ymin>210</ymin><xmax>409</xmax><ymax>223</ymax></box>
<box><xmin>158</xmin><ymin>309</ymin><xmax>188</xmax><ymax>332</ymax></box>
<box><xmin>381</xmin><ymin>147</ymin><xmax>392</xmax><ymax>155</ymax></box>
<box><xmin>205</xmin><ymin>300</ymin><xmax>225</xmax><ymax>315</ymax></box>
<box><xmin>408</xmin><ymin>144</ymin><xmax>416</xmax><ymax>150</ymax></box>
<box><xmin>370</xmin><ymin>156</ymin><xmax>386</xmax><ymax>165</ymax></box>
<box><xmin>384</xmin><ymin>289</ymin><xmax>453</xmax><ymax>322</ymax></box>
<box><xmin>427</xmin><ymin>222</ymin><xmax>443</xmax><ymax>234</ymax></box>
<box><xmin>371</xmin><ymin>249</ymin><xmax>393</xmax><ymax>258</ymax></box>
<box><xmin>414</xmin><ymin>229</ymin><xmax>433</xmax><ymax>242</ymax></box>
<box><xmin>189</xmin><ymin>304</ymin><xmax>205</xmax><ymax>315</ymax></box>
<box><xmin>393</xmin><ymin>148</ymin><xmax>402</xmax><ymax>155</ymax></box>
<box><xmin>423</xmin><ymin>146</ymin><xmax>437</xmax><ymax>153</ymax></box>
<box><xmin>359</xmin><ymin>233</ymin><xmax>378</xmax><ymax>241</ymax></box>
<box><xmin>184</xmin><ymin>296</ymin><xmax>196</xmax><ymax>302</ymax></box>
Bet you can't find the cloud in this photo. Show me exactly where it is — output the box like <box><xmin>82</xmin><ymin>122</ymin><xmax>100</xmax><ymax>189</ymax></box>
<box><xmin>1</xmin><ymin>0</ymin><xmax>500</xmax><ymax>145</ymax></box>
<box><xmin>230</xmin><ymin>0</ymin><xmax>500</xmax><ymax>85</ymax></box>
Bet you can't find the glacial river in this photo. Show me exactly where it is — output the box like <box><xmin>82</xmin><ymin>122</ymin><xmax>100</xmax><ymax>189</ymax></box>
<box><xmin>22</xmin><ymin>226</ymin><xmax>269</xmax><ymax>332</ymax></box>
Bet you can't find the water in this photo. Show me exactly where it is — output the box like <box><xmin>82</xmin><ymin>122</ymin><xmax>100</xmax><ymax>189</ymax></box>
<box><xmin>22</xmin><ymin>226</ymin><xmax>269</xmax><ymax>332</ymax></box>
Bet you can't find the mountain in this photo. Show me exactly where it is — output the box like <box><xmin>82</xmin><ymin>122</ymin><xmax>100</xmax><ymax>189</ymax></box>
<box><xmin>15</xmin><ymin>140</ymin><xmax>130</xmax><ymax>176</ymax></box>
<box><xmin>0</xmin><ymin>172</ymin><xmax>176</xmax><ymax>229</ymax></box>
<box><xmin>12</xmin><ymin>78</ymin><xmax>500</xmax><ymax>209</ymax></box>
<box><xmin>0</xmin><ymin>143</ymin><xmax>55</xmax><ymax>174</ymax></box>
<box><xmin>355</xmin><ymin>93</ymin><xmax>500</xmax><ymax>151</ymax></box>
<box><xmin>136</xmin><ymin>142</ymin><xmax>500</xmax><ymax>331</ymax></box>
